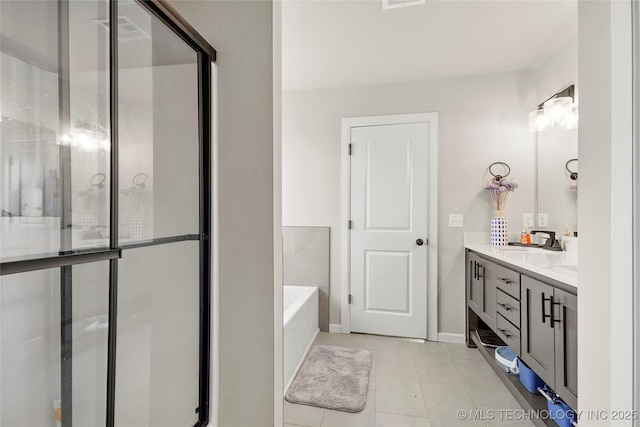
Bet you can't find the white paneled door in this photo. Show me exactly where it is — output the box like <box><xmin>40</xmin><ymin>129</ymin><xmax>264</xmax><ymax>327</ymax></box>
<box><xmin>350</xmin><ymin>122</ymin><xmax>430</xmax><ymax>339</ymax></box>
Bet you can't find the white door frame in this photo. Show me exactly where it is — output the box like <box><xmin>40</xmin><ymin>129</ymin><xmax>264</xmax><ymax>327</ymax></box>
<box><xmin>340</xmin><ymin>113</ymin><xmax>438</xmax><ymax>341</ymax></box>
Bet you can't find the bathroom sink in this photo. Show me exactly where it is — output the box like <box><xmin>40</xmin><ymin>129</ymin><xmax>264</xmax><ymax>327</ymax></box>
<box><xmin>556</xmin><ymin>264</ymin><xmax>578</xmax><ymax>272</ymax></box>
<box><xmin>498</xmin><ymin>245</ymin><xmax>543</xmax><ymax>252</ymax></box>
<box><xmin>500</xmin><ymin>247</ymin><xmax>535</xmax><ymax>252</ymax></box>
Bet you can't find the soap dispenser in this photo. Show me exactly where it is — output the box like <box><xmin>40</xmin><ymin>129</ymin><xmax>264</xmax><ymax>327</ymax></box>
<box><xmin>520</xmin><ymin>228</ymin><xmax>531</xmax><ymax>245</ymax></box>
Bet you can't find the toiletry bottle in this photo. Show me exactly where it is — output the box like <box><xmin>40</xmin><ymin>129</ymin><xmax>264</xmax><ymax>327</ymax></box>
<box><xmin>524</xmin><ymin>227</ymin><xmax>531</xmax><ymax>245</ymax></box>
<box><xmin>564</xmin><ymin>222</ymin><xmax>570</xmax><ymax>237</ymax></box>
<box><xmin>520</xmin><ymin>229</ymin><xmax>527</xmax><ymax>244</ymax></box>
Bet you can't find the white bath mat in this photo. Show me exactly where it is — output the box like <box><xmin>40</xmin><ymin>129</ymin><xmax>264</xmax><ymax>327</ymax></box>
<box><xmin>285</xmin><ymin>344</ymin><xmax>373</xmax><ymax>413</ymax></box>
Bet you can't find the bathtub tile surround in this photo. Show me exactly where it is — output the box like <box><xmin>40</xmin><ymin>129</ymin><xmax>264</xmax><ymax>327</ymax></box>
<box><xmin>285</xmin><ymin>333</ymin><xmax>533</xmax><ymax>427</ymax></box>
<box><xmin>283</xmin><ymin>226</ymin><xmax>330</xmax><ymax>331</ymax></box>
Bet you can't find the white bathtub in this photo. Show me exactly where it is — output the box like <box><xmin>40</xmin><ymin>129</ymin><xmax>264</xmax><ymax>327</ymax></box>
<box><xmin>283</xmin><ymin>285</ymin><xmax>319</xmax><ymax>393</ymax></box>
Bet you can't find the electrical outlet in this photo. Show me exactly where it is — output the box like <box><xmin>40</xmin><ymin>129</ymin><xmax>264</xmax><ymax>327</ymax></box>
<box><xmin>523</xmin><ymin>213</ymin><xmax>535</xmax><ymax>228</ymax></box>
<box><xmin>448</xmin><ymin>213</ymin><xmax>464</xmax><ymax>228</ymax></box>
<box><xmin>537</xmin><ymin>213</ymin><xmax>549</xmax><ymax>228</ymax></box>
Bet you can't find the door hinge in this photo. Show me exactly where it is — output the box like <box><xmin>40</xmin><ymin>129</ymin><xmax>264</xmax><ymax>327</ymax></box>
<box><xmin>348</xmin><ymin>220</ymin><xmax>353</xmax><ymax>229</ymax></box>
<box><xmin>348</xmin><ymin>294</ymin><xmax>352</xmax><ymax>304</ymax></box>
<box><xmin>426</xmin><ymin>238</ymin><xmax>429</xmax><ymax>245</ymax></box>
<box><xmin>348</xmin><ymin>143</ymin><xmax>352</xmax><ymax>155</ymax></box>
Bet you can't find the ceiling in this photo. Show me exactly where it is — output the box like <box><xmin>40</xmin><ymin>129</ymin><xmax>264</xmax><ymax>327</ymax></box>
<box><xmin>282</xmin><ymin>0</ymin><xmax>578</xmax><ymax>92</ymax></box>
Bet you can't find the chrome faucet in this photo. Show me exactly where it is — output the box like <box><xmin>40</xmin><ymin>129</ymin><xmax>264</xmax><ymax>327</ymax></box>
<box><xmin>530</xmin><ymin>230</ymin><xmax>563</xmax><ymax>251</ymax></box>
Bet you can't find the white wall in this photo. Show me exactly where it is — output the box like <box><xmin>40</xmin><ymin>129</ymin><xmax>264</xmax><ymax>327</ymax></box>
<box><xmin>282</xmin><ymin>70</ymin><xmax>538</xmax><ymax>334</ymax></box>
<box><xmin>536</xmin><ymin>35</ymin><xmax>578</xmax><ymax>104</ymax></box>
<box><xmin>578</xmin><ymin>2</ymin><xmax>612</xmax><ymax>419</ymax></box>
<box><xmin>168</xmin><ymin>1</ymin><xmax>276</xmax><ymax>426</ymax></box>
<box><xmin>578</xmin><ymin>0</ymin><xmax>634</xmax><ymax>420</ymax></box>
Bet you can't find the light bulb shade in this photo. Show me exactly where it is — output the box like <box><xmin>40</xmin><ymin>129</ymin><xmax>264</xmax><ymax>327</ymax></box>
<box><xmin>528</xmin><ymin>109</ymin><xmax>547</xmax><ymax>131</ymax></box>
<box><xmin>543</xmin><ymin>96</ymin><xmax>572</xmax><ymax>126</ymax></box>
<box><xmin>562</xmin><ymin>104</ymin><xmax>579</xmax><ymax>129</ymax></box>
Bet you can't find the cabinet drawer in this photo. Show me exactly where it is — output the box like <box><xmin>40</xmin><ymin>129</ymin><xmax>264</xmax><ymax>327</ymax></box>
<box><xmin>496</xmin><ymin>265</ymin><xmax>520</xmax><ymax>299</ymax></box>
<box><xmin>496</xmin><ymin>314</ymin><xmax>521</xmax><ymax>356</ymax></box>
<box><xmin>496</xmin><ymin>289</ymin><xmax>520</xmax><ymax>328</ymax></box>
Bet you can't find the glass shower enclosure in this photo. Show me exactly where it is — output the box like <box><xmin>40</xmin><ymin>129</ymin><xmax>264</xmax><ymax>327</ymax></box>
<box><xmin>0</xmin><ymin>1</ymin><xmax>215</xmax><ymax>426</ymax></box>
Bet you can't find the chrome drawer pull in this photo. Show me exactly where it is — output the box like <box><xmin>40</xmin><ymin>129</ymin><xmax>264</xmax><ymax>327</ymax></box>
<box><xmin>497</xmin><ymin>303</ymin><xmax>512</xmax><ymax>311</ymax></box>
<box><xmin>497</xmin><ymin>328</ymin><xmax>512</xmax><ymax>339</ymax></box>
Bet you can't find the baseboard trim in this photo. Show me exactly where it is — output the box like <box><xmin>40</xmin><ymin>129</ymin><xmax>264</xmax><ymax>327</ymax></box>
<box><xmin>437</xmin><ymin>332</ymin><xmax>465</xmax><ymax>344</ymax></box>
<box><xmin>329</xmin><ymin>324</ymin><xmax>342</xmax><ymax>333</ymax></box>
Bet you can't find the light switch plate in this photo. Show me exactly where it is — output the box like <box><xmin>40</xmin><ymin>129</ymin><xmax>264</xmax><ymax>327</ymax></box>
<box><xmin>537</xmin><ymin>213</ymin><xmax>549</xmax><ymax>228</ymax></box>
<box><xmin>448</xmin><ymin>213</ymin><xmax>464</xmax><ymax>228</ymax></box>
<box><xmin>523</xmin><ymin>213</ymin><xmax>535</xmax><ymax>228</ymax></box>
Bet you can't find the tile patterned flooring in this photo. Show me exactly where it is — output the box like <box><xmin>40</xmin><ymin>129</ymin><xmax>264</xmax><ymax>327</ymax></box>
<box><xmin>284</xmin><ymin>332</ymin><xmax>535</xmax><ymax>427</ymax></box>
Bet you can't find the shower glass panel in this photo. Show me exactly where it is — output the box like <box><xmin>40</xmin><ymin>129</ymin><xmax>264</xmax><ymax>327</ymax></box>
<box><xmin>0</xmin><ymin>0</ymin><xmax>214</xmax><ymax>425</ymax></box>
<box><xmin>0</xmin><ymin>261</ymin><xmax>109</xmax><ymax>427</ymax></box>
<box><xmin>115</xmin><ymin>241</ymin><xmax>199</xmax><ymax>427</ymax></box>
<box><xmin>0</xmin><ymin>0</ymin><xmax>111</xmax><ymax>260</ymax></box>
<box><xmin>117</xmin><ymin>0</ymin><xmax>199</xmax><ymax>244</ymax></box>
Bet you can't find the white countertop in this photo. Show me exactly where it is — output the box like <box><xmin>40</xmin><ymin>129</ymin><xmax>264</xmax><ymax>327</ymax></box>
<box><xmin>464</xmin><ymin>233</ymin><xmax>577</xmax><ymax>288</ymax></box>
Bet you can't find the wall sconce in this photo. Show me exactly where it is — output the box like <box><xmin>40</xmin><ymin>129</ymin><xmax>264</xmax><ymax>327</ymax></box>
<box><xmin>57</xmin><ymin>121</ymin><xmax>109</xmax><ymax>152</ymax></box>
<box><xmin>528</xmin><ymin>85</ymin><xmax>577</xmax><ymax>131</ymax></box>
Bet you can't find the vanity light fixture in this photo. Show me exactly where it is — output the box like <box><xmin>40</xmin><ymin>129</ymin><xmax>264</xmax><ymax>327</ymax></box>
<box><xmin>562</xmin><ymin>104</ymin><xmax>579</xmax><ymax>130</ymax></box>
<box><xmin>528</xmin><ymin>85</ymin><xmax>577</xmax><ymax>131</ymax></box>
<box><xmin>528</xmin><ymin>109</ymin><xmax>548</xmax><ymax>131</ymax></box>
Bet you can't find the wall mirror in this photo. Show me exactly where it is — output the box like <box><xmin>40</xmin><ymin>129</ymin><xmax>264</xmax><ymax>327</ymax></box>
<box><xmin>537</xmin><ymin>125</ymin><xmax>578</xmax><ymax>236</ymax></box>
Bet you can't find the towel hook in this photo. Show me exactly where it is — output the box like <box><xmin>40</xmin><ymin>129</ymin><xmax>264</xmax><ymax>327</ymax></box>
<box><xmin>90</xmin><ymin>173</ymin><xmax>106</xmax><ymax>189</ymax></box>
<box><xmin>133</xmin><ymin>172</ymin><xmax>149</xmax><ymax>189</ymax></box>
<box><xmin>488</xmin><ymin>162</ymin><xmax>511</xmax><ymax>181</ymax></box>
<box><xmin>565</xmin><ymin>158</ymin><xmax>578</xmax><ymax>180</ymax></box>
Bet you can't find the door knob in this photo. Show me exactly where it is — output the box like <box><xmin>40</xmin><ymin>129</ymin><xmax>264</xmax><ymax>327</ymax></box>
<box><xmin>416</xmin><ymin>239</ymin><xmax>424</xmax><ymax>246</ymax></box>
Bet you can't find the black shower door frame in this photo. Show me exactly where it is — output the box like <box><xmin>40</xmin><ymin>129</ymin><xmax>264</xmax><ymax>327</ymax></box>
<box><xmin>0</xmin><ymin>1</ymin><xmax>216</xmax><ymax>426</ymax></box>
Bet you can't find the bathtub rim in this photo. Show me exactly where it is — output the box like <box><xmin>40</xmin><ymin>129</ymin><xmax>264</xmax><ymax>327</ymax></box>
<box><xmin>283</xmin><ymin>285</ymin><xmax>318</xmax><ymax>327</ymax></box>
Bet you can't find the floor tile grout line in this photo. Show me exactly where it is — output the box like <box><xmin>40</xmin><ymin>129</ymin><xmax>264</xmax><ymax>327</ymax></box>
<box><xmin>375</xmin><ymin>336</ymin><xmax>429</xmax><ymax>419</ymax></box>
<box><xmin>376</xmin><ymin>410</ymin><xmax>431</xmax><ymax>420</ymax></box>
<box><xmin>409</xmin><ymin>338</ymin><xmax>432</xmax><ymax>419</ymax></box>
<box><xmin>318</xmin><ymin>408</ymin><xmax>325</xmax><ymax>427</ymax></box>
<box><xmin>448</xmin><ymin>347</ymin><xmax>494</xmax><ymax>427</ymax></box>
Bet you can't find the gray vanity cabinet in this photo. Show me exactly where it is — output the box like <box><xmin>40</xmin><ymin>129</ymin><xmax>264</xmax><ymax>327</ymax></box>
<box><xmin>468</xmin><ymin>252</ymin><xmax>483</xmax><ymax>314</ymax></box>
<box><xmin>467</xmin><ymin>253</ymin><xmax>497</xmax><ymax>330</ymax></box>
<box><xmin>554</xmin><ymin>288</ymin><xmax>578</xmax><ymax>410</ymax></box>
<box><xmin>521</xmin><ymin>276</ymin><xmax>578</xmax><ymax>410</ymax></box>
<box><xmin>520</xmin><ymin>276</ymin><xmax>556</xmax><ymax>386</ymax></box>
<box><xmin>466</xmin><ymin>248</ymin><xmax>578</xmax><ymax>421</ymax></box>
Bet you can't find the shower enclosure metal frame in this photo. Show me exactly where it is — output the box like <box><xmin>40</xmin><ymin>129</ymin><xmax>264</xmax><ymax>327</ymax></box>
<box><xmin>0</xmin><ymin>0</ymin><xmax>217</xmax><ymax>426</ymax></box>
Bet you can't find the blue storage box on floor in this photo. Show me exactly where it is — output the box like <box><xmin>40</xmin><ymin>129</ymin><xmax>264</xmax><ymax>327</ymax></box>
<box><xmin>548</xmin><ymin>399</ymin><xmax>576</xmax><ymax>427</ymax></box>
<box><xmin>540</xmin><ymin>386</ymin><xmax>576</xmax><ymax>427</ymax></box>
<box><xmin>517</xmin><ymin>358</ymin><xmax>545</xmax><ymax>393</ymax></box>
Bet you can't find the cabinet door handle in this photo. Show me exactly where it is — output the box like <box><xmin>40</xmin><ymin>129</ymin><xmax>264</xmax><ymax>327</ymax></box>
<box><xmin>498</xmin><ymin>302</ymin><xmax>511</xmax><ymax>311</ymax></box>
<box><xmin>542</xmin><ymin>293</ymin><xmax>561</xmax><ymax>328</ymax></box>
<box><xmin>478</xmin><ymin>265</ymin><xmax>484</xmax><ymax>279</ymax></box>
<box><xmin>542</xmin><ymin>292</ymin><xmax>551</xmax><ymax>324</ymax></box>
<box><xmin>550</xmin><ymin>296</ymin><xmax>561</xmax><ymax>328</ymax></box>
<box><xmin>473</xmin><ymin>261</ymin><xmax>478</xmax><ymax>280</ymax></box>
<box><xmin>498</xmin><ymin>328</ymin><xmax>512</xmax><ymax>339</ymax></box>
<box><xmin>499</xmin><ymin>278</ymin><xmax>512</xmax><ymax>285</ymax></box>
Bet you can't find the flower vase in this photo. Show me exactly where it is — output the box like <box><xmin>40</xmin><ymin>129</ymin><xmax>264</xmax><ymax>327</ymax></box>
<box><xmin>491</xmin><ymin>210</ymin><xmax>508</xmax><ymax>246</ymax></box>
